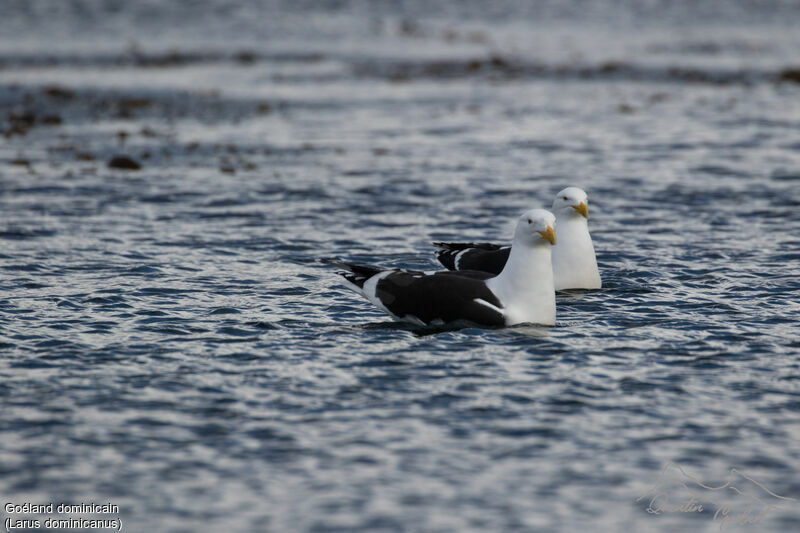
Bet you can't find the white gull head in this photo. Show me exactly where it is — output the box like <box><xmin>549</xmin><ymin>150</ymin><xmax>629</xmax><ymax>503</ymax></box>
<box><xmin>512</xmin><ymin>208</ymin><xmax>557</xmax><ymax>248</ymax></box>
<box><xmin>552</xmin><ymin>186</ymin><xmax>589</xmax><ymax>219</ymax></box>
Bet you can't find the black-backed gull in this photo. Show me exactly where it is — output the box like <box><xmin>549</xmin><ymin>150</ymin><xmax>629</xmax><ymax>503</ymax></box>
<box><xmin>434</xmin><ymin>187</ymin><xmax>601</xmax><ymax>290</ymax></box>
<box><xmin>328</xmin><ymin>209</ymin><xmax>557</xmax><ymax>327</ymax></box>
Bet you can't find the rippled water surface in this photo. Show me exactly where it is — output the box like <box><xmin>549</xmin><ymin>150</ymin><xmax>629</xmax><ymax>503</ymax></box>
<box><xmin>1</xmin><ymin>1</ymin><xmax>800</xmax><ymax>531</ymax></box>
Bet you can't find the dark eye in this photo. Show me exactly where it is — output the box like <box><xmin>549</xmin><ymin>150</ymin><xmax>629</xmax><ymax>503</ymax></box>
<box><xmin>562</xmin><ymin>196</ymin><xmax>568</xmax><ymax>200</ymax></box>
<box><xmin>527</xmin><ymin>219</ymin><xmax>532</xmax><ymax>224</ymax></box>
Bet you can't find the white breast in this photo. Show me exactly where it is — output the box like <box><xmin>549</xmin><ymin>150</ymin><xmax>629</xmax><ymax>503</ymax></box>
<box><xmin>552</xmin><ymin>217</ymin><xmax>601</xmax><ymax>290</ymax></box>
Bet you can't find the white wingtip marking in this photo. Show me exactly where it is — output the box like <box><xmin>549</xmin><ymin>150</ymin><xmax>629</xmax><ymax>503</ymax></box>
<box><xmin>473</xmin><ymin>298</ymin><xmax>504</xmax><ymax>315</ymax></box>
<box><xmin>403</xmin><ymin>315</ymin><xmax>427</xmax><ymax>326</ymax></box>
<box><xmin>454</xmin><ymin>248</ymin><xmax>472</xmax><ymax>269</ymax></box>
<box><xmin>338</xmin><ymin>277</ymin><xmax>365</xmax><ymax>296</ymax></box>
<box><xmin>362</xmin><ymin>271</ymin><xmax>402</xmax><ymax>320</ymax></box>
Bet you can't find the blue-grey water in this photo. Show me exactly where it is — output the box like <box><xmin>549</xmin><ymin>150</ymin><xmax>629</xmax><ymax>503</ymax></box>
<box><xmin>1</xmin><ymin>1</ymin><xmax>800</xmax><ymax>531</ymax></box>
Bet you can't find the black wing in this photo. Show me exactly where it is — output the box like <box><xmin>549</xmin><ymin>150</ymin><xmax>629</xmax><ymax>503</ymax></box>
<box><xmin>376</xmin><ymin>270</ymin><xmax>504</xmax><ymax>326</ymax></box>
<box><xmin>433</xmin><ymin>242</ymin><xmax>510</xmax><ymax>275</ymax></box>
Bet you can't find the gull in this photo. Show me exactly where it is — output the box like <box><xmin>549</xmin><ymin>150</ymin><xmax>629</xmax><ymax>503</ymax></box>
<box><xmin>327</xmin><ymin>209</ymin><xmax>557</xmax><ymax>327</ymax></box>
<box><xmin>434</xmin><ymin>187</ymin><xmax>601</xmax><ymax>290</ymax></box>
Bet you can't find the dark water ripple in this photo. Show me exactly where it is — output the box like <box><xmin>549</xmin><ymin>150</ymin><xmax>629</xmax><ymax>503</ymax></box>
<box><xmin>1</xmin><ymin>2</ymin><xmax>800</xmax><ymax>533</ymax></box>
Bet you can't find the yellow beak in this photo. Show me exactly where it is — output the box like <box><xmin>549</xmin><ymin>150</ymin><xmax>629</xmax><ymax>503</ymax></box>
<box><xmin>572</xmin><ymin>202</ymin><xmax>589</xmax><ymax>218</ymax></box>
<box><xmin>538</xmin><ymin>225</ymin><xmax>556</xmax><ymax>245</ymax></box>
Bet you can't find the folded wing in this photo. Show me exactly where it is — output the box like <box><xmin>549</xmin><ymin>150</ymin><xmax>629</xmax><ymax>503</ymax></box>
<box><xmin>432</xmin><ymin>242</ymin><xmax>509</xmax><ymax>275</ymax></box>
<box><xmin>330</xmin><ymin>261</ymin><xmax>505</xmax><ymax>326</ymax></box>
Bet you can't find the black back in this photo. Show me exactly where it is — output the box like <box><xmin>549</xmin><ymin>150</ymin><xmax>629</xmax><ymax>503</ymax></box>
<box><xmin>376</xmin><ymin>270</ymin><xmax>504</xmax><ymax>326</ymax></box>
<box><xmin>433</xmin><ymin>242</ymin><xmax>510</xmax><ymax>275</ymax></box>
